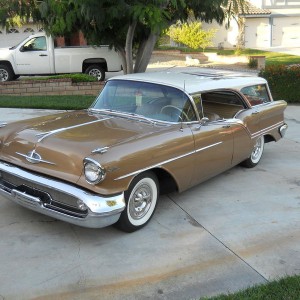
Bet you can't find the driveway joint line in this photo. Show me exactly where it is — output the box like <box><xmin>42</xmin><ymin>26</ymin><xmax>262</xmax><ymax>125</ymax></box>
<box><xmin>167</xmin><ymin>194</ymin><xmax>269</xmax><ymax>283</ymax></box>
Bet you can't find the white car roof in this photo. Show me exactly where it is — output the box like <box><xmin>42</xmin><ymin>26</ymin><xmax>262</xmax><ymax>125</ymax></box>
<box><xmin>110</xmin><ymin>71</ymin><xmax>267</xmax><ymax>94</ymax></box>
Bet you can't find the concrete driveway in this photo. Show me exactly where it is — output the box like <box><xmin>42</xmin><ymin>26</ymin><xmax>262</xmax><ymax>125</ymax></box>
<box><xmin>0</xmin><ymin>105</ymin><xmax>299</xmax><ymax>300</ymax></box>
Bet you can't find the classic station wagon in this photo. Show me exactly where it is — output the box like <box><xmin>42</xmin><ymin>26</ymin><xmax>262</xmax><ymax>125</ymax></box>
<box><xmin>0</xmin><ymin>71</ymin><xmax>287</xmax><ymax>232</ymax></box>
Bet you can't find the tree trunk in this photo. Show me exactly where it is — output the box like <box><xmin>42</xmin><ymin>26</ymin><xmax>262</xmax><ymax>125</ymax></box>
<box><xmin>125</xmin><ymin>21</ymin><xmax>137</xmax><ymax>74</ymax></box>
<box><xmin>134</xmin><ymin>32</ymin><xmax>159</xmax><ymax>73</ymax></box>
<box><xmin>116</xmin><ymin>46</ymin><xmax>127</xmax><ymax>74</ymax></box>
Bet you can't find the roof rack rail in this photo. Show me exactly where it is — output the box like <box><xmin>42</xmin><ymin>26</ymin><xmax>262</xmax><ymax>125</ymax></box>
<box><xmin>181</xmin><ymin>72</ymin><xmax>225</xmax><ymax>78</ymax></box>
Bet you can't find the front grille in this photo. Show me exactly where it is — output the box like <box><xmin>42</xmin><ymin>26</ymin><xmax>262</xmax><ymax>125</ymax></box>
<box><xmin>0</xmin><ymin>171</ymin><xmax>88</xmax><ymax>218</ymax></box>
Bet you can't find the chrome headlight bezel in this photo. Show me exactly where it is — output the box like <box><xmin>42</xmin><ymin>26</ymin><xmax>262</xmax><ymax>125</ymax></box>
<box><xmin>83</xmin><ymin>157</ymin><xmax>106</xmax><ymax>185</ymax></box>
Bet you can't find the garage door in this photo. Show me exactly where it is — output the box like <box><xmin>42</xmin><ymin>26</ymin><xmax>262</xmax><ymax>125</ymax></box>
<box><xmin>272</xmin><ymin>17</ymin><xmax>300</xmax><ymax>47</ymax></box>
<box><xmin>244</xmin><ymin>18</ymin><xmax>271</xmax><ymax>48</ymax></box>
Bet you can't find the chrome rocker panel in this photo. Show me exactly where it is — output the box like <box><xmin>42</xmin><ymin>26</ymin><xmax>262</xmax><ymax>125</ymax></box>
<box><xmin>0</xmin><ymin>161</ymin><xmax>125</xmax><ymax>228</ymax></box>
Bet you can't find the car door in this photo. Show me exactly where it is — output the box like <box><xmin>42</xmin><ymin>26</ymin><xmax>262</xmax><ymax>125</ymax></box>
<box><xmin>15</xmin><ymin>36</ymin><xmax>51</xmax><ymax>74</ymax></box>
<box><xmin>189</xmin><ymin>120</ymin><xmax>234</xmax><ymax>187</ymax></box>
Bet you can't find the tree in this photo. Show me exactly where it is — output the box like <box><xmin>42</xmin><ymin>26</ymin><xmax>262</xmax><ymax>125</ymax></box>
<box><xmin>0</xmin><ymin>0</ymin><xmax>40</xmax><ymax>28</ymax></box>
<box><xmin>0</xmin><ymin>0</ymin><xmax>247</xmax><ymax>74</ymax></box>
<box><xmin>167</xmin><ymin>21</ymin><xmax>217</xmax><ymax>51</ymax></box>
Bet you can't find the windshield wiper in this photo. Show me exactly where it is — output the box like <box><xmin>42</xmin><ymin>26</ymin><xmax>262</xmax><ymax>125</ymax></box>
<box><xmin>89</xmin><ymin>108</ymin><xmax>156</xmax><ymax>125</ymax></box>
<box><xmin>128</xmin><ymin>113</ymin><xmax>157</xmax><ymax>125</ymax></box>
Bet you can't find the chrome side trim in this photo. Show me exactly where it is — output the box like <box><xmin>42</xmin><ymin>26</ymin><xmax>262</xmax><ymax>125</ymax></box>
<box><xmin>115</xmin><ymin>141</ymin><xmax>223</xmax><ymax>180</ymax></box>
<box><xmin>36</xmin><ymin>117</ymin><xmax>111</xmax><ymax>142</ymax></box>
<box><xmin>250</xmin><ymin>121</ymin><xmax>284</xmax><ymax>139</ymax></box>
<box><xmin>0</xmin><ymin>122</ymin><xmax>7</xmax><ymax>128</ymax></box>
<box><xmin>0</xmin><ymin>161</ymin><xmax>125</xmax><ymax>228</ymax></box>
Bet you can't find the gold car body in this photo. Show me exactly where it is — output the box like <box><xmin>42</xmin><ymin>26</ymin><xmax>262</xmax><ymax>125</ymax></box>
<box><xmin>0</xmin><ymin>72</ymin><xmax>287</xmax><ymax>228</ymax></box>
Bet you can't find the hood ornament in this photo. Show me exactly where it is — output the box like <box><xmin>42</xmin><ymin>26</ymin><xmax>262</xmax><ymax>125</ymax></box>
<box><xmin>16</xmin><ymin>150</ymin><xmax>56</xmax><ymax>165</ymax></box>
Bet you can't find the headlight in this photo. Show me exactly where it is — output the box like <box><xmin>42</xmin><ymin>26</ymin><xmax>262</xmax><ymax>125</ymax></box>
<box><xmin>83</xmin><ymin>158</ymin><xmax>106</xmax><ymax>184</ymax></box>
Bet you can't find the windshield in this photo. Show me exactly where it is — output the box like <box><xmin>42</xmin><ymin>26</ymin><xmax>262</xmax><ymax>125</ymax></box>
<box><xmin>92</xmin><ymin>80</ymin><xmax>197</xmax><ymax>122</ymax></box>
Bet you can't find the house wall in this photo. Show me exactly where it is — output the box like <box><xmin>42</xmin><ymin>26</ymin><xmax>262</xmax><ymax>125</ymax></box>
<box><xmin>203</xmin><ymin>1</ymin><xmax>300</xmax><ymax>49</ymax></box>
<box><xmin>201</xmin><ymin>20</ymin><xmax>239</xmax><ymax>48</ymax></box>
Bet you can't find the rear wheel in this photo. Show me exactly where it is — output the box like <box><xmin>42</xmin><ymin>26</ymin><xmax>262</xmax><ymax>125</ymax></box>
<box><xmin>116</xmin><ymin>172</ymin><xmax>159</xmax><ymax>232</ymax></box>
<box><xmin>84</xmin><ymin>65</ymin><xmax>105</xmax><ymax>81</ymax></box>
<box><xmin>241</xmin><ymin>136</ymin><xmax>264</xmax><ymax>168</ymax></box>
<box><xmin>0</xmin><ymin>64</ymin><xmax>14</xmax><ymax>82</ymax></box>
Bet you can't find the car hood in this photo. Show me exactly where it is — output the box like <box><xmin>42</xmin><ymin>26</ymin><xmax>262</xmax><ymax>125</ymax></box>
<box><xmin>0</xmin><ymin>110</ymin><xmax>168</xmax><ymax>184</ymax></box>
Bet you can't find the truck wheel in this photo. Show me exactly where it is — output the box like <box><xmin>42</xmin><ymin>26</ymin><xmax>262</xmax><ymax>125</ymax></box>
<box><xmin>0</xmin><ymin>64</ymin><xmax>14</xmax><ymax>82</ymax></box>
<box><xmin>85</xmin><ymin>65</ymin><xmax>105</xmax><ymax>81</ymax></box>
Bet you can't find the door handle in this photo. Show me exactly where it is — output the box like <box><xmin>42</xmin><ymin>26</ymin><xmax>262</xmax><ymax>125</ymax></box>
<box><xmin>222</xmin><ymin>125</ymin><xmax>231</xmax><ymax>128</ymax></box>
<box><xmin>252</xmin><ymin>111</ymin><xmax>259</xmax><ymax>115</ymax></box>
<box><xmin>39</xmin><ymin>54</ymin><xmax>48</xmax><ymax>57</ymax></box>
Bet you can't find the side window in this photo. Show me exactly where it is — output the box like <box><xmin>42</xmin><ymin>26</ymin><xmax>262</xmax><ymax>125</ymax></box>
<box><xmin>22</xmin><ymin>37</ymin><xmax>47</xmax><ymax>51</ymax></box>
<box><xmin>241</xmin><ymin>84</ymin><xmax>270</xmax><ymax>106</ymax></box>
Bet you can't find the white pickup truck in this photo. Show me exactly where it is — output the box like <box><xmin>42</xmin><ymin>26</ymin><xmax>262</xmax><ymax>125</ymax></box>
<box><xmin>0</xmin><ymin>33</ymin><xmax>123</xmax><ymax>82</ymax></box>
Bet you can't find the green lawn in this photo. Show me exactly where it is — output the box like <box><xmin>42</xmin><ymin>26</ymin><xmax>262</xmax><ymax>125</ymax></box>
<box><xmin>0</xmin><ymin>95</ymin><xmax>95</xmax><ymax>110</ymax></box>
<box><xmin>201</xmin><ymin>274</ymin><xmax>300</xmax><ymax>300</ymax></box>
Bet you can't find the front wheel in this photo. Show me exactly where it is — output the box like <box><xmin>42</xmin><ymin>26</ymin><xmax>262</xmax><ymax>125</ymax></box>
<box><xmin>241</xmin><ymin>136</ymin><xmax>264</xmax><ymax>168</ymax></box>
<box><xmin>84</xmin><ymin>65</ymin><xmax>105</xmax><ymax>81</ymax></box>
<box><xmin>116</xmin><ymin>172</ymin><xmax>159</xmax><ymax>232</ymax></box>
<box><xmin>0</xmin><ymin>64</ymin><xmax>14</xmax><ymax>82</ymax></box>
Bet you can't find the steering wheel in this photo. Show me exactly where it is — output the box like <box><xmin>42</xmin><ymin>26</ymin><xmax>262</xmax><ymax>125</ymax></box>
<box><xmin>160</xmin><ymin>105</ymin><xmax>190</xmax><ymax>122</ymax></box>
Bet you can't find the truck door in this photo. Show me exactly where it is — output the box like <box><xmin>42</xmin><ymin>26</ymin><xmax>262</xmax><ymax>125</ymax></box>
<box><xmin>15</xmin><ymin>36</ymin><xmax>52</xmax><ymax>74</ymax></box>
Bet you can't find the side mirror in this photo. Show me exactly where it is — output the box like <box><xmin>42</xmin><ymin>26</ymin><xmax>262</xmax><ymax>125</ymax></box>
<box><xmin>200</xmin><ymin>117</ymin><xmax>209</xmax><ymax>124</ymax></box>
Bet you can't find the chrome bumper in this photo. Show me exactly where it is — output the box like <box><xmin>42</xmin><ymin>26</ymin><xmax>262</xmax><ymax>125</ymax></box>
<box><xmin>0</xmin><ymin>161</ymin><xmax>125</xmax><ymax>228</ymax></box>
<box><xmin>279</xmin><ymin>123</ymin><xmax>288</xmax><ymax>137</ymax></box>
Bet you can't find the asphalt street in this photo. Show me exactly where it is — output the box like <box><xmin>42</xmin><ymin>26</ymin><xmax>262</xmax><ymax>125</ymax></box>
<box><xmin>0</xmin><ymin>100</ymin><xmax>299</xmax><ymax>299</ymax></box>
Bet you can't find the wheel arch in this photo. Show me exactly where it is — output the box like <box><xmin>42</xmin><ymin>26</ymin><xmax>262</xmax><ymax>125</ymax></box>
<box><xmin>264</xmin><ymin>134</ymin><xmax>276</xmax><ymax>144</ymax></box>
<box><xmin>126</xmin><ymin>168</ymin><xmax>178</xmax><ymax>195</ymax></box>
<box><xmin>82</xmin><ymin>58</ymin><xmax>107</xmax><ymax>72</ymax></box>
<box><xmin>0</xmin><ymin>61</ymin><xmax>15</xmax><ymax>73</ymax></box>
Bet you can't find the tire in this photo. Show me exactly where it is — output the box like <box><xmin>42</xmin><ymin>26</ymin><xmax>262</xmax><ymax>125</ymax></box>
<box><xmin>241</xmin><ymin>136</ymin><xmax>264</xmax><ymax>168</ymax></box>
<box><xmin>0</xmin><ymin>64</ymin><xmax>14</xmax><ymax>82</ymax></box>
<box><xmin>116</xmin><ymin>172</ymin><xmax>159</xmax><ymax>232</ymax></box>
<box><xmin>84</xmin><ymin>64</ymin><xmax>105</xmax><ymax>81</ymax></box>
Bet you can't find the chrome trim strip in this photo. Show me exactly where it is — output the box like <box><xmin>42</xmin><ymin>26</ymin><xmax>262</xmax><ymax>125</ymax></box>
<box><xmin>36</xmin><ymin>117</ymin><xmax>111</xmax><ymax>142</ymax></box>
<box><xmin>250</xmin><ymin>121</ymin><xmax>284</xmax><ymax>139</ymax></box>
<box><xmin>115</xmin><ymin>141</ymin><xmax>223</xmax><ymax>180</ymax></box>
<box><xmin>195</xmin><ymin>142</ymin><xmax>222</xmax><ymax>153</ymax></box>
<box><xmin>0</xmin><ymin>122</ymin><xmax>7</xmax><ymax>128</ymax></box>
<box><xmin>92</xmin><ymin>146</ymin><xmax>109</xmax><ymax>154</ymax></box>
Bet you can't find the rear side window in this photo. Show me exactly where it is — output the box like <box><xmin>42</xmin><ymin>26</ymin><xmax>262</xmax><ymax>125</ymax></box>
<box><xmin>241</xmin><ymin>84</ymin><xmax>270</xmax><ymax>106</ymax></box>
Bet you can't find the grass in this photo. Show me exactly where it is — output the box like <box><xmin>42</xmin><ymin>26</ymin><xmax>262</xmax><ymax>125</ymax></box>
<box><xmin>0</xmin><ymin>95</ymin><xmax>95</xmax><ymax>110</ymax></box>
<box><xmin>201</xmin><ymin>274</ymin><xmax>300</xmax><ymax>300</ymax></box>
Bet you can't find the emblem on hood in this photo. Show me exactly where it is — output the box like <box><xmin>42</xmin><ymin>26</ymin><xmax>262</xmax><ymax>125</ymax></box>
<box><xmin>16</xmin><ymin>150</ymin><xmax>56</xmax><ymax>165</ymax></box>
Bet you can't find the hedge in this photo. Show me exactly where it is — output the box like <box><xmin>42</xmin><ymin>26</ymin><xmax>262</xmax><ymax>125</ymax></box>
<box><xmin>259</xmin><ymin>65</ymin><xmax>300</xmax><ymax>103</ymax></box>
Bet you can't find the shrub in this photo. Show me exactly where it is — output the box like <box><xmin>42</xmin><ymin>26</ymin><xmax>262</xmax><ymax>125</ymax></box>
<box><xmin>166</xmin><ymin>21</ymin><xmax>217</xmax><ymax>52</ymax></box>
<box><xmin>259</xmin><ymin>65</ymin><xmax>300</xmax><ymax>103</ymax></box>
<box><xmin>22</xmin><ymin>73</ymin><xmax>97</xmax><ymax>83</ymax></box>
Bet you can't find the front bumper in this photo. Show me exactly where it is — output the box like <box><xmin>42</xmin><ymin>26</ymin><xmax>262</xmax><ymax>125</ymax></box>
<box><xmin>0</xmin><ymin>161</ymin><xmax>125</xmax><ymax>228</ymax></box>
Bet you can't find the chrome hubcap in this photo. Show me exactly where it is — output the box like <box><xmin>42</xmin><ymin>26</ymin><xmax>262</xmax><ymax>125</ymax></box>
<box><xmin>251</xmin><ymin>137</ymin><xmax>263</xmax><ymax>161</ymax></box>
<box><xmin>129</xmin><ymin>184</ymin><xmax>152</xmax><ymax>220</ymax></box>
<box><xmin>0</xmin><ymin>70</ymin><xmax>8</xmax><ymax>82</ymax></box>
<box><xmin>89</xmin><ymin>69</ymin><xmax>101</xmax><ymax>80</ymax></box>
